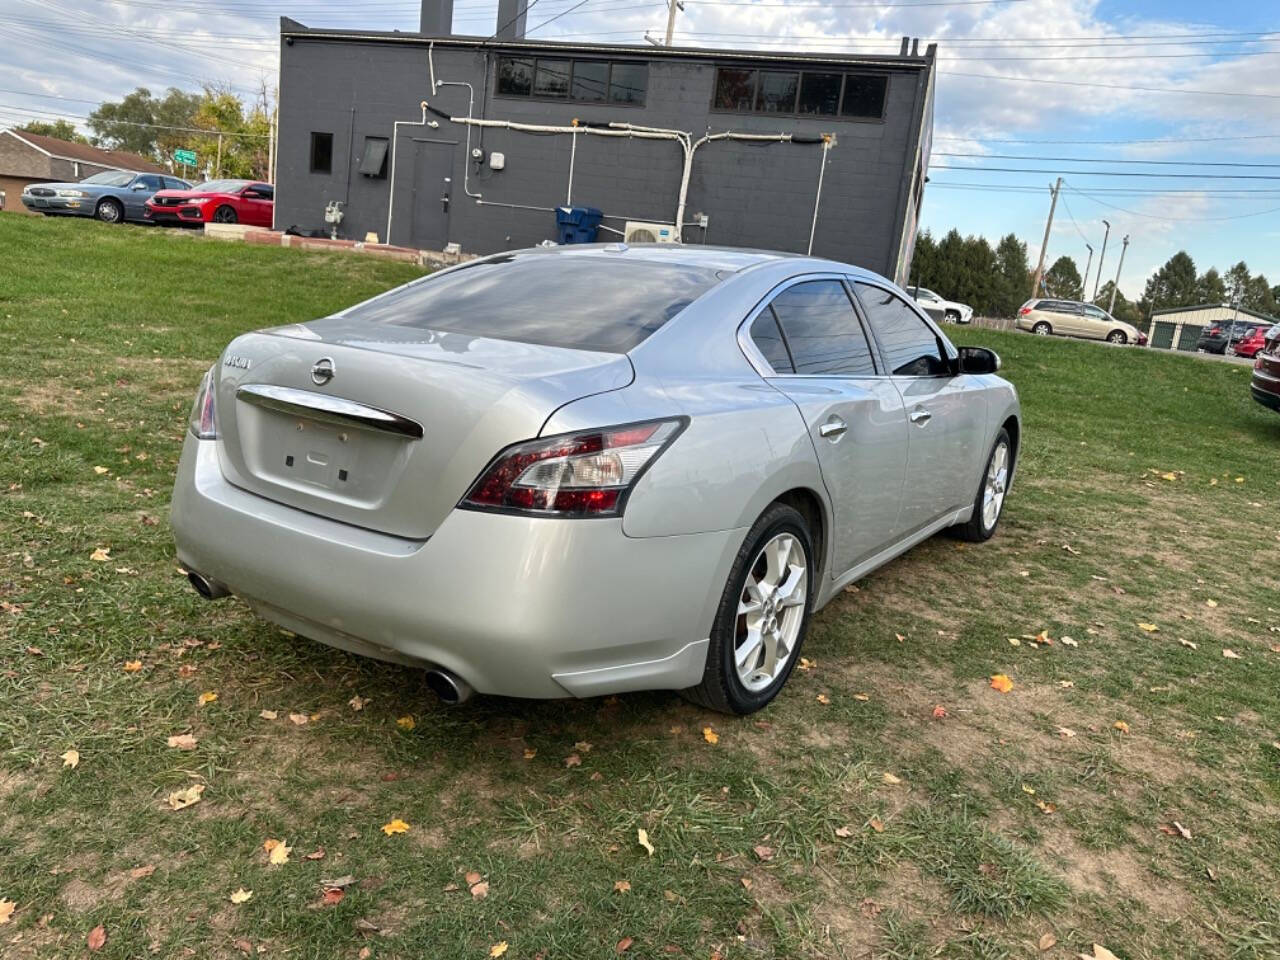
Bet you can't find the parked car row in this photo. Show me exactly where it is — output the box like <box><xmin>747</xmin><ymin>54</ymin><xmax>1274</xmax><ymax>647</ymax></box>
<box><xmin>21</xmin><ymin>169</ymin><xmax>274</xmax><ymax>228</ymax></box>
<box><xmin>1197</xmin><ymin>319</ymin><xmax>1271</xmax><ymax>358</ymax></box>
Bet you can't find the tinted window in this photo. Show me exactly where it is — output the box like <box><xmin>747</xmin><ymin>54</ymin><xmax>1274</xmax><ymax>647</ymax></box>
<box><xmin>758</xmin><ymin>71</ymin><xmax>798</xmax><ymax>112</ymax></box>
<box><xmin>534</xmin><ymin>59</ymin><xmax>570</xmax><ymax>98</ymax></box>
<box><xmin>842</xmin><ymin>74</ymin><xmax>887</xmax><ymax>118</ymax></box>
<box><xmin>572</xmin><ymin>60</ymin><xmax>608</xmax><ymax>102</ymax></box>
<box><xmin>749</xmin><ymin>309</ymin><xmax>793</xmax><ymax>373</ymax></box>
<box><xmin>310</xmin><ymin>132</ymin><xmax>333</xmax><ymax>174</ymax></box>
<box><xmin>714</xmin><ymin>68</ymin><xmax>756</xmax><ymax>111</ymax></box>
<box><xmin>81</xmin><ymin>171</ymin><xmax>134</xmax><ymax>186</ymax></box>
<box><xmin>770</xmin><ymin>280</ymin><xmax>876</xmax><ymax>376</ymax></box>
<box><xmin>342</xmin><ymin>255</ymin><xmax>721</xmax><ymax>353</ymax></box>
<box><xmin>136</xmin><ymin>175</ymin><xmax>164</xmax><ymax>191</ymax></box>
<box><xmin>854</xmin><ymin>283</ymin><xmax>948</xmax><ymax>376</ymax></box>
<box><xmin>1038</xmin><ymin>300</ymin><xmax>1078</xmax><ymax>314</ymax></box>
<box><xmin>497</xmin><ymin>57</ymin><xmax>534</xmax><ymax>96</ymax></box>
<box><xmin>609</xmin><ymin>62</ymin><xmax>647</xmax><ymax>105</ymax></box>
<box><xmin>798</xmin><ymin>73</ymin><xmax>841</xmax><ymax>115</ymax></box>
<box><xmin>164</xmin><ymin>177</ymin><xmax>188</xmax><ymax>190</ymax></box>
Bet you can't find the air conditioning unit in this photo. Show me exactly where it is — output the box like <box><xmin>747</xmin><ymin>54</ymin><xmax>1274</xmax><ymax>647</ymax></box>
<box><xmin>624</xmin><ymin>221</ymin><xmax>678</xmax><ymax>244</ymax></box>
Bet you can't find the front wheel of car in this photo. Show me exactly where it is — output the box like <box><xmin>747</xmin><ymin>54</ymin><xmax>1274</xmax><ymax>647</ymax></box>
<box><xmin>95</xmin><ymin>198</ymin><xmax>123</xmax><ymax>224</ymax></box>
<box><xmin>953</xmin><ymin>428</ymin><xmax>1012</xmax><ymax>543</ymax></box>
<box><xmin>1032</xmin><ymin>321</ymin><xmax>1052</xmax><ymax>336</ymax></box>
<box><xmin>1107</xmin><ymin>330</ymin><xmax>1127</xmax><ymax>344</ymax></box>
<box><xmin>213</xmin><ymin>205</ymin><xmax>238</xmax><ymax>224</ymax></box>
<box><xmin>945</xmin><ymin>310</ymin><xmax>960</xmax><ymax>324</ymax></box>
<box><xmin>683</xmin><ymin>503</ymin><xmax>814</xmax><ymax>715</ymax></box>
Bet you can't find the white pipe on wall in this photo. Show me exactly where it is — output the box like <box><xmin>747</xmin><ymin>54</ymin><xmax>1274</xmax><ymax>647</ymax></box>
<box><xmin>436</xmin><ymin>81</ymin><xmax>481</xmax><ymax>200</ymax></box>
<box><xmin>567</xmin><ymin>125</ymin><xmax>577</xmax><ymax>206</ymax></box>
<box><xmin>808</xmin><ymin>138</ymin><xmax>832</xmax><ymax>255</ymax></box>
<box><xmin>385</xmin><ymin>101</ymin><xmax>432</xmax><ymax>246</ymax></box>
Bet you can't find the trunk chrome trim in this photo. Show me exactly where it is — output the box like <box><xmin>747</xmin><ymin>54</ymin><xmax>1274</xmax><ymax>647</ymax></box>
<box><xmin>235</xmin><ymin>384</ymin><xmax>424</xmax><ymax>439</ymax></box>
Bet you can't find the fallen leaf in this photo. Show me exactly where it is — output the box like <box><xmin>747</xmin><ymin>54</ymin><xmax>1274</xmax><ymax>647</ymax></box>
<box><xmin>470</xmin><ymin>880</ymin><xmax>489</xmax><ymax>899</ymax></box>
<box><xmin>267</xmin><ymin>839</ymin><xmax>291</xmax><ymax>865</ymax></box>
<box><xmin>1061</xmin><ymin>636</ymin><xmax>1079</xmax><ymax>647</ymax></box>
<box><xmin>1008</xmin><ymin>637</ymin><xmax>1021</xmax><ymax>647</ymax></box>
<box><xmin>1080</xmin><ymin>945</ymin><xmax>1121</xmax><ymax>960</ymax></box>
<box><xmin>61</xmin><ymin>749</ymin><xmax>80</xmax><ymax>769</ymax></box>
<box><xmin>90</xmin><ymin>547</ymin><xmax>111</xmax><ymax>562</ymax></box>
<box><xmin>614</xmin><ymin>880</ymin><xmax>631</xmax><ymax>893</ymax></box>
<box><xmin>321</xmin><ymin>887</ymin><xmax>345</xmax><ymax>906</ymax></box>
<box><xmin>1223</xmin><ymin>648</ymin><xmax>1241</xmax><ymax>660</ymax></box>
<box><xmin>575</xmin><ymin>740</ymin><xmax>593</xmax><ymax>753</ymax></box>
<box><xmin>1057</xmin><ymin>726</ymin><xmax>1077</xmax><ymax>738</ymax></box>
<box><xmin>489</xmin><ymin>943</ymin><xmax>509</xmax><ymax>958</ymax></box>
<box><xmin>1039</xmin><ymin>933</ymin><xmax>1057</xmax><ymax>951</ymax></box>
<box><xmin>93</xmin><ymin>465</ymin><xmax>110</xmax><ymax>475</ymax></box>
<box><xmin>565</xmin><ymin>753</ymin><xmax>582</xmax><ymax>768</ymax></box>
<box><xmin>740</xmin><ymin>876</ymin><xmax>752</xmax><ymax>890</ymax></box>
<box><xmin>638</xmin><ymin>828</ymin><xmax>655</xmax><ymax>856</ymax></box>
<box><xmin>834</xmin><ymin>825</ymin><xmax>853</xmax><ymax>838</ymax></box>
<box><xmin>165</xmin><ymin>783</ymin><xmax>205</xmax><ymax>810</ymax></box>
<box><xmin>123</xmin><ymin>660</ymin><xmax>143</xmax><ymax>672</ymax></box>
<box><xmin>616</xmin><ymin>937</ymin><xmax>634</xmax><ymax>953</ymax></box>
<box><xmin>868</xmin><ymin>818</ymin><xmax>885</xmax><ymax>833</ymax></box>
<box><xmin>1113</xmin><ymin>720</ymin><xmax>1131</xmax><ymax>734</ymax></box>
<box><xmin>753</xmin><ymin>844</ymin><xmax>775</xmax><ymax>861</ymax></box>
<box><xmin>1036</xmin><ymin>800</ymin><xmax>1056</xmax><ymax>814</ymax></box>
<box><xmin>128</xmin><ymin>864</ymin><xmax>156</xmax><ymax>879</ymax></box>
<box><xmin>229</xmin><ymin>888</ymin><xmax>253</xmax><ymax>904</ymax></box>
<box><xmin>523</xmin><ymin>747</ymin><xmax>537</xmax><ymax>760</ymax></box>
<box><xmin>1021</xmin><ymin>784</ymin><xmax>1037</xmax><ymax>795</ymax></box>
<box><xmin>87</xmin><ymin>924</ymin><xmax>107</xmax><ymax>951</ymax></box>
<box><xmin>702</xmin><ymin>726</ymin><xmax>719</xmax><ymax>744</ymax></box>
<box><xmin>1206</xmin><ymin>599</ymin><xmax>1218</xmax><ymax>608</ymax></box>
<box><xmin>990</xmin><ymin>674</ymin><xmax>1014</xmax><ymax>694</ymax></box>
<box><xmin>931</xmin><ymin>704</ymin><xmax>947</xmax><ymax>719</ymax></box>
<box><xmin>1179</xmin><ymin>639</ymin><xmax>1199</xmax><ymax>650</ymax></box>
<box><xmin>289</xmin><ymin>713</ymin><xmax>310</xmax><ymax>725</ymax></box>
<box><xmin>396</xmin><ymin>715</ymin><xmax>415</xmax><ymax>731</ymax></box>
<box><xmin>1137</xmin><ymin>622</ymin><xmax>1159</xmax><ymax>633</ymax></box>
<box><xmin>259</xmin><ymin>709</ymin><xmax>278</xmax><ymax>720</ymax></box>
<box><xmin>348</xmin><ymin>695</ymin><xmax>368</xmax><ymax>711</ymax></box>
<box><xmin>465</xmin><ymin>871</ymin><xmax>482</xmax><ymax>885</ymax></box>
<box><xmin>798</xmin><ymin>657</ymin><xmax>816</xmax><ymax>671</ymax></box>
<box><xmin>853</xmin><ymin>693</ymin><xmax>870</xmax><ymax>701</ymax></box>
<box><xmin>1034</xmin><ymin>630</ymin><xmax>1053</xmax><ymax>645</ymax></box>
<box><xmin>882</xmin><ymin>772</ymin><xmax>902</xmax><ymax>786</ymax></box>
<box><xmin>816</xmin><ymin>693</ymin><xmax>831</xmax><ymax>705</ymax></box>
<box><xmin>895</xmin><ymin>632</ymin><xmax>906</xmax><ymax>643</ymax></box>
<box><xmin>381</xmin><ymin>819</ymin><xmax>410</xmax><ymax>836</ymax></box>
<box><xmin>304</xmin><ymin>847</ymin><xmax>326</xmax><ymax>861</ymax></box>
<box><xmin>0</xmin><ymin>900</ymin><xmax>14</xmax><ymax>925</ymax></box>
<box><xmin>197</xmin><ymin>691</ymin><xmax>218</xmax><ymax>706</ymax></box>
<box><xmin>166</xmin><ymin>734</ymin><xmax>198</xmax><ymax>750</ymax></box>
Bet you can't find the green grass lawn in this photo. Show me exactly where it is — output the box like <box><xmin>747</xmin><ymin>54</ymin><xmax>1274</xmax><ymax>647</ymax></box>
<box><xmin>2</xmin><ymin>213</ymin><xmax>1279</xmax><ymax>960</ymax></box>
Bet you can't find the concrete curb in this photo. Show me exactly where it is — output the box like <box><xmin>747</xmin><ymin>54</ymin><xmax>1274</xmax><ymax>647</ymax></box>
<box><xmin>203</xmin><ymin>223</ymin><xmax>472</xmax><ymax>269</ymax></box>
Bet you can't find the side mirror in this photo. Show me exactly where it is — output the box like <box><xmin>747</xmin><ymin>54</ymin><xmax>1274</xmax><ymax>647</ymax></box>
<box><xmin>132</xmin><ymin>183</ymin><xmax>148</xmax><ymax>191</ymax></box>
<box><xmin>958</xmin><ymin>346</ymin><xmax>1001</xmax><ymax>374</ymax></box>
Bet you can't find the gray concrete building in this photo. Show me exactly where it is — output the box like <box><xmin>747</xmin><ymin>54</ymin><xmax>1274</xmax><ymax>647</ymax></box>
<box><xmin>275</xmin><ymin>1</ymin><xmax>935</xmax><ymax>283</ymax></box>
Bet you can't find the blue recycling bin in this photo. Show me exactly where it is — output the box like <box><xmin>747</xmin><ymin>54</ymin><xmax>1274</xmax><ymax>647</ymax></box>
<box><xmin>555</xmin><ymin>206</ymin><xmax>603</xmax><ymax>244</ymax></box>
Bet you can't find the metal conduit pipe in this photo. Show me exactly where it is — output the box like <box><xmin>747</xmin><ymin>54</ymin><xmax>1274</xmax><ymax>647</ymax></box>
<box><xmin>385</xmin><ymin>102</ymin><xmax>435</xmax><ymax>246</ymax></box>
<box><xmin>435</xmin><ymin>81</ymin><xmax>482</xmax><ymax>200</ymax></box>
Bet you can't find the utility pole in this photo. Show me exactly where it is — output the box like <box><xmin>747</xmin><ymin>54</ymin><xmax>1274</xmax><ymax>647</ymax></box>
<box><xmin>1030</xmin><ymin>177</ymin><xmax>1062</xmax><ymax>300</ymax></box>
<box><xmin>1092</xmin><ymin>219</ymin><xmax>1111</xmax><ymax>300</ymax></box>
<box><xmin>1083</xmin><ymin>243</ymin><xmax>1094</xmax><ymax>300</ymax></box>
<box><xmin>1107</xmin><ymin>235</ymin><xmax>1129</xmax><ymax>315</ymax></box>
<box><xmin>663</xmin><ymin>0</ymin><xmax>683</xmax><ymax>45</ymax></box>
<box><xmin>215</xmin><ymin>133</ymin><xmax>223</xmax><ymax>179</ymax></box>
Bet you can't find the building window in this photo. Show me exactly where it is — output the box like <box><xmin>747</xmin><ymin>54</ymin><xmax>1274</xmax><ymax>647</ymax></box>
<box><xmin>534</xmin><ymin>58</ymin><xmax>571</xmax><ymax>98</ymax></box>
<box><xmin>798</xmin><ymin>72</ymin><xmax>841</xmax><ymax>115</ymax></box>
<box><xmin>495</xmin><ymin>57</ymin><xmax>648</xmax><ymax>106</ymax></box>
<box><xmin>841</xmin><ymin>74</ymin><xmax>888</xmax><ymax>119</ymax></box>
<box><xmin>712</xmin><ymin>67</ymin><xmax>888</xmax><ymax>119</ymax></box>
<box><xmin>713</xmin><ymin>68</ymin><xmax>756</xmax><ymax>111</ymax></box>
<box><xmin>757</xmin><ymin>70</ymin><xmax>798</xmax><ymax>113</ymax></box>
<box><xmin>310</xmin><ymin>132</ymin><xmax>333</xmax><ymax>174</ymax></box>
<box><xmin>358</xmin><ymin>136</ymin><xmax>389</xmax><ymax>178</ymax></box>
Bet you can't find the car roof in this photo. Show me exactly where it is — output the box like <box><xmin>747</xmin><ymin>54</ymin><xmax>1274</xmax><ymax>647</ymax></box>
<box><xmin>518</xmin><ymin>242</ymin><xmax>881</xmax><ymax>280</ymax></box>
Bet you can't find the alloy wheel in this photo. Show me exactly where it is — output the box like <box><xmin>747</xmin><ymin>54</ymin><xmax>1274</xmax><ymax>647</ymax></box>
<box><xmin>983</xmin><ymin>440</ymin><xmax>1010</xmax><ymax>530</ymax></box>
<box><xmin>734</xmin><ymin>533</ymin><xmax>807</xmax><ymax>692</ymax></box>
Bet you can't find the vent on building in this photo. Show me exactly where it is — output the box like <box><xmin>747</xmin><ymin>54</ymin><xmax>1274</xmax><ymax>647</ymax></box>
<box><xmin>624</xmin><ymin>221</ymin><xmax>677</xmax><ymax>244</ymax></box>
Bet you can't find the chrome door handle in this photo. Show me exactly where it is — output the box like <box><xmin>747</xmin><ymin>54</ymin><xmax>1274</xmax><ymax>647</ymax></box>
<box><xmin>819</xmin><ymin>418</ymin><xmax>847</xmax><ymax>439</ymax></box>
<box><xmin>910</xmin><ymin>408</ymin><xmax>932</xmax><ymax>425</ymax></box>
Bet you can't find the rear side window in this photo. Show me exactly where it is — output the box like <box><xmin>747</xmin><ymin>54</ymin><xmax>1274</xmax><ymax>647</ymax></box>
<box><xmin>854</xmin><ymin>283</ymin><xmax>949</xmax><ymax>377</ymax></box>
<box><xmin>768</xmin><ymin>280</ymin><xmax>876</xmax><ymax>376</ymax></box>
<box><xmin>748</xmin><ymin>309</ymin><xmax>794</xmax><ymax>373</ymax></box>
<box><xmin>1038</xmin><ymin>300</ymin><xmax>1078</xmax><ymax>314</ymax></box>
<box><xmin>341</xmin><ymin>254</ymin><xmax>722</xmax><ymax>353</ymax></box>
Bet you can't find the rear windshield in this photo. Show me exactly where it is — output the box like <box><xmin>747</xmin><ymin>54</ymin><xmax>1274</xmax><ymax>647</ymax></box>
<box><xmin>341</xmin><ymin>253</ymin><xmax>723</xmax><ymax>352</ymax></box>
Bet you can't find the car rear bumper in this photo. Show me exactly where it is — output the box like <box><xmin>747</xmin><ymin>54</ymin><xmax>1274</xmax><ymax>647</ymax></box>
<box><xmin>171</xmin><ymin>435</ymin><xmax>741</xmax><ymax>699</ymax></box>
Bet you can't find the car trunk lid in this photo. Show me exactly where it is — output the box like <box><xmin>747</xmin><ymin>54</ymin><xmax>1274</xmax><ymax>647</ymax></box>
<box><xmin>212</xmin><ymin>317</ymin><xmax>633</xmax><ymax>539</ymax></box>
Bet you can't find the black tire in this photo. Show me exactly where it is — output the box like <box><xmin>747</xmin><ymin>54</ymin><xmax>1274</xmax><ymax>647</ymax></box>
<box><xmin>95</xmin><ymin>198</ymin><xmax>123</xmax><ymax>224</ymax></box>
<box><xmin>944</xmin><ymin>310</ymin><xmax>960</xmax><ymax>324</ymax></box>
<box><xmin>952</xmin><ymin>428</ymin><xmax>1013</xmax><ymax>543</ymax></box>
<box><xmin>1031</xmin><ymin>321</ymin><xmax>1052</xmax><ymax>336</ymax></box>
<box><xmin>213</xmin><ymin>205</ymin><xmax>238</xmax><ymax>224</ymax></box>
<box><xmin>1107</xmin><ymin>330</ymin><xmax>1127</xmax><ymax>344</ymax></box>
<box><xmin>682</xmin><ymin>503</ymin><xmax>815</xmax><ymax>715</ymax></box>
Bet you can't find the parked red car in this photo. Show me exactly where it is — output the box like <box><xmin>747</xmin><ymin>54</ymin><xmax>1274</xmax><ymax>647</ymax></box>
<box><xmin>145</xmin><ymin>179</ymin><xmax>274</xmax><ymax>228</ymax></box>
<box><xmin>1228</xmin><ymin>324</ymin><xmax>1270</xmax><ymax>359</ymax></box>
<box><xmin>1251</xmin><ymin>325</ymin><xmax>1280</xmax><ymax>414</ymax></box>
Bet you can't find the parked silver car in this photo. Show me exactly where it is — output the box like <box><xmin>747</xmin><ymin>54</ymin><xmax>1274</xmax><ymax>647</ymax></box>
<box><xmin>172</xmin><ymin>245</ymin><xmax>1020</xmax><ymax>714</ymax></box>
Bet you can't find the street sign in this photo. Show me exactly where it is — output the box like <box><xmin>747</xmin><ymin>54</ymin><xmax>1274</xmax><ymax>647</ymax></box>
<box><xmin>174</xmin><ymin>149</ymin><xmax>197</xmax><ymax>166</ymax></box>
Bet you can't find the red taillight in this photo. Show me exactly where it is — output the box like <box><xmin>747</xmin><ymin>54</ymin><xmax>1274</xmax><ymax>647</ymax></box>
<box><xmin>460</xmin><ymin>418</ymin><xmax>686</xmax><ymax>518</ymax></box>
<box><xmin>1209</xmin><ymin>326</ymin><xmax>1222</xmax><ymax>335</ymax></box>
<box><xmin>1018</xmin><ymin>306</ymin><xmax>1032</xmax><ymax>316</ymax></box>
<box><xmin>188</xmin><ymin>366</ymin><xmax>217</xmax><ymax>439</ymax></box>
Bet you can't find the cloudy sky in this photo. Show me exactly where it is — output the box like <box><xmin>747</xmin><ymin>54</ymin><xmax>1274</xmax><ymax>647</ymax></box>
<box><xmin>2</xmin><ymin>0</ymin><xmax>1277</xmax><ymax>297</ymax></box>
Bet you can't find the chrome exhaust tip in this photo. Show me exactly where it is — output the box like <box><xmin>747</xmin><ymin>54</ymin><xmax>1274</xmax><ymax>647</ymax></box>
<box><xmin>187</xmin><ymin>570</ymin><xmax>230</xmax><ymax>600</ymax></box>
<box><xmin>425</xmin><ymin>668</ymin><xmax>474</xmax><ymax>705</ymax></box>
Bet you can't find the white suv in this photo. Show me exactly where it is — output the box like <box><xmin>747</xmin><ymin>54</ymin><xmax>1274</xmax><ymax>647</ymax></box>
<box><xmin>911</xmin><ymin>287</ymin><xmax>974</xmax><ymax>324</ymax></box>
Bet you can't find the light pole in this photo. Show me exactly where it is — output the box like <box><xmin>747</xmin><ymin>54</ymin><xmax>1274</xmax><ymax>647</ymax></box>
<box><xmin>1227</xmin><ymin>293</ymin><xmax>1242</xmax><ymax>355</ymax></box>
<box><xmin>1107</xmin><ymin>235</ymin><xmax>1129</xmax><ymax>316</ymax></box>
<box><xmin>1092</xmin><ymin>220</ymin><xmax>1111</xmax><ymax>300</ymax></box>
<box><xmin>1083</xmin><ymin>243</ymin><xmax>1094</xmax><ymax>300</ymax></box>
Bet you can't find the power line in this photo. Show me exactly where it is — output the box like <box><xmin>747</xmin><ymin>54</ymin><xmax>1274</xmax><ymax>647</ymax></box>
<box><xmin>938</xmin><ymin>70</ymin><xmax>1280</xmax><ymax>99</ymax></box>
<box><xmin>1063</xmin><ymin>183</ymin><xmax>1280</xmax><ymax>222</ymax></box>
<box><xmin>935</xmin><ymin>132</ymin><xmax>1280</xmax><ymax>145</ymax></box>
<box><xmin>930</xmin><ymin>164</ymin><xmax>1280</xmax><ymax>180</ymax></box>
<box><xmin>929</xmin><ymin>181</ymin><xmax>1280</xmax><ymax>196</ymax></box>
<box><xmin>0</xmin><ymin>102</ymin><xmax>270</xmax><ymax>138</ymax></box>
<box><xmin>936</xmin><ymin>152</ymin><xmax>1280</xmax><ymax>169</ymax></box>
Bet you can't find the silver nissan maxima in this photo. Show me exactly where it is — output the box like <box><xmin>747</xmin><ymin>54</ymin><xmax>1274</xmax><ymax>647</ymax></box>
<box><xmin>172</xmin><ymin>244</ymin><xmax>1019</xmax><ymax>714</ymax></box>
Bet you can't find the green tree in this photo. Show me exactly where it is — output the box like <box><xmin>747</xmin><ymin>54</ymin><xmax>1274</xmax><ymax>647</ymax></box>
<box><xmin>189</xmin><ymin>85</ymin><xmax>271</xmax><ymax>179</ymax></box>
<box><xmin>994</xmin><ymin>233</ymin><xmax>1030</xmax><ymax>316</ymax></box>
<box><xmin>1094</xmin><ymin>281</ymin><xmax>1141</xmax><ymax>326</ymax></box>
<box><xmin>89</xmin><ymin>86</ymin><xmax>201</xmax><ymax>158</ymax></box>
<box><xmin>1044</xmin><ymin>255</ymin><xmax>1083</xmax><ymax>299</ymax></box>
<box><xmin>1225</xmin><ymin>261</ymin><xmax>1252</xmax><ymax>306</ymax></box>
<box><xmin>1140</xmin><ymin>251</ymin><xmax>1198</xmax><ymax>316</ymax></box>
<box><xmin>1244</xmin><ymin>274</ymin><xmax>1276</xmax><ymax>315</ymax></box>
<box><xmin>19</xmin><ymin>120</ymin><xmax>87</xmax><ymax>144</ymax></box>
<box><xmin>1195</xmin><ymin>267</ymin><xmax>1227</xmax><ymax>305</ymax></box>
